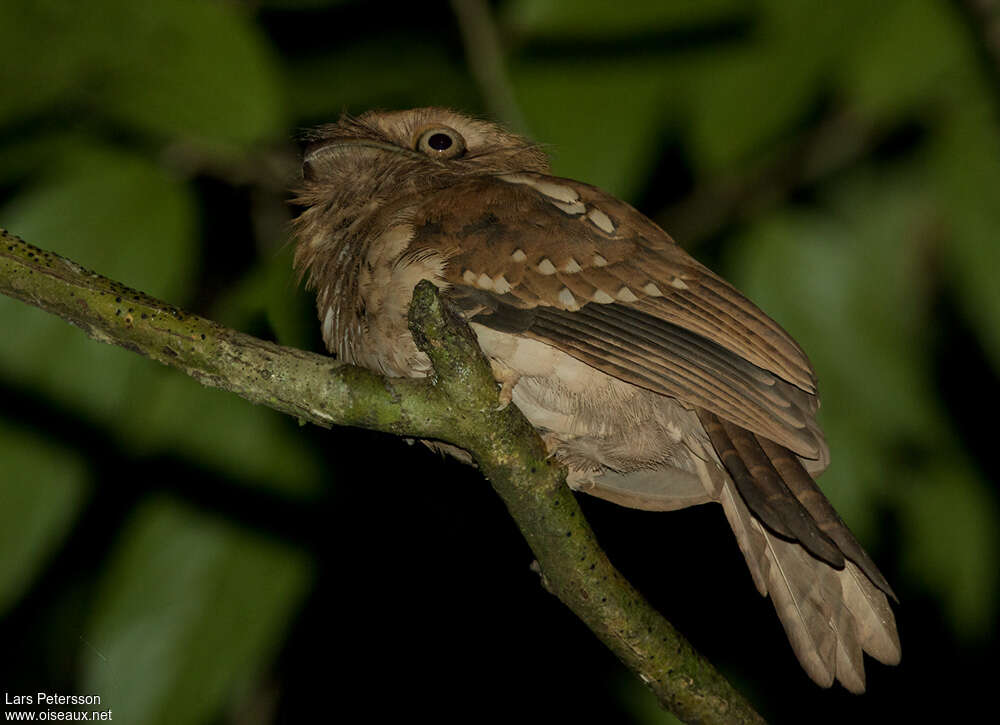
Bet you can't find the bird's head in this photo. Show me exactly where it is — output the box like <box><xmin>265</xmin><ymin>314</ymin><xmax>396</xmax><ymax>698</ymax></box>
<box><xmin>292</xmin><ymin>108</ymin><xmax>549</xmax><ymax>331</ymax></box>
<box><xmin>299</xmin><ymin>107</ymin><xmax>550</xmax><ymax>197</ymax></box>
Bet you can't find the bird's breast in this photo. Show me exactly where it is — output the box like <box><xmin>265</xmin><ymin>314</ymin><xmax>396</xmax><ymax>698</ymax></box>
<box><xmin>335</xmin><ymin>222</ymin><xmax>449</xmax><ymax>377</ymax></box>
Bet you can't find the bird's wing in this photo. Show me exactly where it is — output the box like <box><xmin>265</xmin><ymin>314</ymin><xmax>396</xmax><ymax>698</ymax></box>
<box><xmin>407</xmin><ymin>172</ymin><xmax>826</xmax><ymax>464</ymax></box>
<box><xmin>404</xmin><ymin>173</ymin><xmax>901</xmax><ymax>686</ymax></box>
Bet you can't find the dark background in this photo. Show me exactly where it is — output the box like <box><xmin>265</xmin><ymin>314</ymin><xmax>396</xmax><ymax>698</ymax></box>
<box><xmin>1</xmin><ymin>1</ymin><xmax>998</xmax><ymax>722</ymax></box>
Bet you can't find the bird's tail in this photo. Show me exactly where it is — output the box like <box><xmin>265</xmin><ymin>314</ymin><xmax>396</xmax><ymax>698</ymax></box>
<box><xmin>696</xmin><ymin>410</ymin><xmax>900</xmax><ymax>692</ymax></box>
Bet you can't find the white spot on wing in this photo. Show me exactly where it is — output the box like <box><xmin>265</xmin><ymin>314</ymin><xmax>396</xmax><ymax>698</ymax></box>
<box><xmin>617</xmin><ymin>286</ymin><xmax>639</xmax><ymax>302</ymax></box>
<box><xmin>493</xmin><ymin>274</ymin><xmax>511</xmax><ymax>294</ymax></box>
<box><xmin>592</xmin><ymin>254</ymin><xmax>608</xmax><ymax>267</ymax></box>
<box><xmin>536</xmin><ymin>180</ymin><xmax>580</xmax><ymax>203</ymax></box>
<box><xmin>592</xmin><ymin>290</ymin><xmax>614</xmax><ymax>303</ymax></box>
<box><xmin>642</xmin><ymin>282</ymin><xmax>663</xmax><ymax>297</ymax></box>
<box><xmin>477</xmin><ymin>273</ymin><xmax>493</xmax><ymax>289</ymax></box>
<box><xmin>550</xmin><ymin>199</ymin><xmax>586</xmax><ymax>215</ymax></box>
<box><xmin>558</xmin><ymin>287</ymin><xmax>578</xmax><ymax>309</ymax></box>
<box><xmin>497</xmin><ymin>172</ymin><xmax>533</xmax><ymax>186</ymax></box>
<box><xmin>511</xmin><ymin>248</ymin><xmax>527</xmax><ymax>262</ymax></box>
<box><xmin>498</xmin><ymin>174</ymin><xmax>580</xmax><ymax>203</ymax></box>
<box><xmin>462</xmin><ymin>269</ymin><xmax>477</xmax><ymax>284</ymax></box>
<box><xmin>562</xmin><ymin>258</ymin><xmax>582</xmax><ymax>273</ymax></box>
<box><xmin>587</xmin><ymin>208</ymin><xmax>615</xmax><ymax>234</ymax></box>
<box><xmin>537</xmin><ymin>258</ymin><xmax>557</xmax><ymax>275</ymax></box>
<box><xmin>670</xmin><ymin>277</ymin><xmax>689</xmax><ymax>290</ymax></box>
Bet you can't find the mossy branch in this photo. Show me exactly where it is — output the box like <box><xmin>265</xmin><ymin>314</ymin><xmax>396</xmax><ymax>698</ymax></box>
<box><xmin>0</xmin><ymin>227</ymin><xmax>765</xmax><ymax>725</ymax></box>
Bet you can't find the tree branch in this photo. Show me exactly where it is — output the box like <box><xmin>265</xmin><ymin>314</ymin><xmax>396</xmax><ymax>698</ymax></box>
<box><xmin>0</xmin><ymin>227</ymin><xmax>764</xmax><ymax>725</ymax></box>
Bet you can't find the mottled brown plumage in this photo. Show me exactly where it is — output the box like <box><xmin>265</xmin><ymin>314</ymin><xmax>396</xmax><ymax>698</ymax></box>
<box><xmin>292</xmin><ymin>107</ymin><xmax>900</xmax><ymax>691</ymax></box>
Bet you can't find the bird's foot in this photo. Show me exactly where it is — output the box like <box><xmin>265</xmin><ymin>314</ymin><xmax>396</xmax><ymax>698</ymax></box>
<box><xmin>493</xmin><ymin>367</ymin><xmax>520</xmax><ymax>410</ymax></box>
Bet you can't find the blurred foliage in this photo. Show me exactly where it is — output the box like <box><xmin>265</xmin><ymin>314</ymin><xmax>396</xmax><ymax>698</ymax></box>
<box><xmin>0</xmin><ymin>421</ymin><xmax>89</xmax><ymax>616</ymax></box>
<box><xmin>81</xmin><ymin>497</ymin><xmax>311</xmax><ymax>725</ymax></box>
<box><xmin>1</xmin><ymin>0</ymin><xmax>998</xmax><ymax>722</ymax></box>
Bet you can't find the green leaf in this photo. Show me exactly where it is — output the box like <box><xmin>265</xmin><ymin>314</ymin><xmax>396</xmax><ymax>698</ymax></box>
<box><xmin>0</xmin><ymin>0</ymin><xmax>283</xmax><ymax>146</ymax></box>
<box><xmin>840</xmin><ymin>0</ymin><xmax>970</xmax><ymax>119</ymax></box>
<box><xmin>116</xmin><ymin>247</ymin><xmax>324</xmax><ymax>496</ymax></box>
<box><xmin>211</xmin><ymin>243</ymin><xmax>318</xmax><ymax>353</ymax></box>
<box><xmin>0</xmin><ymin>132</ymin><xmax>97</xmax><ymax>187</ymax></box>
<box><xmin>0</xmin><ymin>1</ymin><xmax>94</xmax><ymax>126</ymax></box>
<box><xmin>0</xmin><ymin>144</ymin><xmax>198</xmax><ymax>420</ymax></box>
<box><xmin>0</xmin><ymin>149</ymin><xmax>322</xmax><ymax>493</ymax></box>
<box><xmin>100</xmin><ymin>0</ymin><xmax>285</xmax><ymax>146</ymax></box>
<box><xmin>285</xmin><ymin>40</ymin><xmax>477</xmax><ymax>122</ymax></box>
<box><xmin>129</xmin><ymin>373</ymin><xmax>324</xmax><ymax>495</ymax></box>
<box><xmin>725</xmin><ymin>172</ymin><xmax>941</xmax><ymax>528</ymax></box>
<box><xmin>0</xmin><ymin>422</ymin><xmax>89</xmax><ymax>615</ymax></box>
<box><xmin>684</xmin><ymin>0</ymin><xmax>867</xmax><ymax>171</ymax></box>
<box><xmin>1</xmin><ymin>145</ymin><xmax>321</xmax><ymax>493</ymax></box>
<box><xmin>932</xmin><ymin>95</ymin><xmax>1000</xmax><ymax>374</ymax></box>
<box><xmin>80</xmin><ymin>496</ymin><xmax>312</xmax><ymax>725</ymax></box>
<box><xmin>728</xmin><ymin>174</ymin><xmax>942</xmax><ymax>435</ymax></box>
<box><xmin>513</xmin><ymin>59</ymin><xmax>670</xmax><ymax>199</ymax></box>
<box><xmin>898</xmin><ymin>464</ymin><xmax>999</xmax><ymax>639</ymax></box>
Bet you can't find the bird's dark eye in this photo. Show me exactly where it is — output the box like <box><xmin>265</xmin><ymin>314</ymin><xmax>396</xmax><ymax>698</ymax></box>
<box><xmin>415</xmin><ymin>126</ymin><xmax>466</xmax><ymax>159</ymax></box>
<box><xmin>428</xmin><ymin>133</ymin><xmax>452</xmax><ymax>150</ymax></box>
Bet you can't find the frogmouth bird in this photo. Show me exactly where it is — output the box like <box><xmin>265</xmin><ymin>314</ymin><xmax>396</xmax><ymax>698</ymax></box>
<box><xmin>292</xmin><ymin>107</ymin><xmax>900</xmax><ymax>692</ymax></box>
